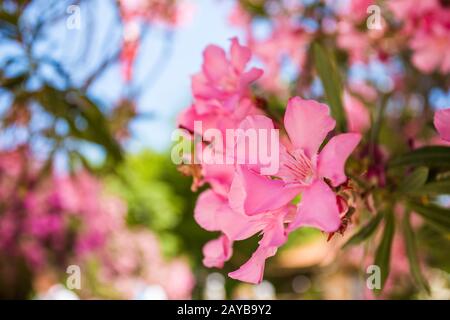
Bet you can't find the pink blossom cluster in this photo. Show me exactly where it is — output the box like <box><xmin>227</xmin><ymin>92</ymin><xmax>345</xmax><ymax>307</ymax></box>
<box><xmin>229</xmin><ymin>0</ymin><xmax>450</xmax><ymax>99</ymax></box>
<box><xmin>178</xmin><ymin>39</ymin><xmax>362</xmax><ymax>284</ymax></box>
<box><xmin>95</xmin><ymin>228</ymin><xmax>194</xmax><ymax>299</ymax></box>
<box><xmin>0</xmin><ymin>147</ymin><xmax>195</xmax><ymax>298</ymax></box>
<box><xmin>0</xmin><ymin>148</ymin><xmax>123</xmax><ymax>272</ymax></box>
<box><xmin>388</xmin><ymin>0</ymin><xmax>450</xmax><ymax>74</ymax></box>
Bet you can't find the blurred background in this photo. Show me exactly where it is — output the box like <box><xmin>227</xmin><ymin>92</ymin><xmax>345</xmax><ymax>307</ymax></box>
<box><xmin>0</xmin><ymin>0</ymin><xmax>449</xmax><ymax>299</ymax></box>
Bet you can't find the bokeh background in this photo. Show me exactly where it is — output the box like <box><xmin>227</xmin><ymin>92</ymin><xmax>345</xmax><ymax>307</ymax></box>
<box><xmin>1</xmin><ymin>0</ymin><xmax>449</xmax><ymax>299</ymax></box>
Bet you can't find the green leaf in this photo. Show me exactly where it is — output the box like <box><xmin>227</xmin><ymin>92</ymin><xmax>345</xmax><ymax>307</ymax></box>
<box><xmin>412</xmin><ymin>179</ymin><xmax>450</xmax><ymax>195</ymax></box>
<box><xmin>36</xmin><ymin>85</ymin><xmax>123</xmax><ymax>165</ymax></box>
<box><xmin>389</xmin><ymin>146</ymin><xmax>450</xmax><ymax>168</ymax></box>
<box><xmin>398</xmin><ymin>167</ymin><xmax>429</xmax><ymax>193</ymax></box>
<box><xmin>407</xmin><ymin>201</ymin><xmax>450</xmax><ymax>233</ymax></box>
<box><xmin>374</xmin><ymin>211</ymin><xmax>395</xmax><ymax>294</ymax></box>
<box><xmin>343</xmin><ymin>212</ymin><xmax>383</xmax><ymax>248</ymax></box>
<box><xmin>402</xmin><ymin>212</ymin><xmax>430</xmax><ymax>294</ymax></box>
<box><xmin>313</xmin><ymin>42</ymin><xmax>347</xmax><ymax>132</ymax></box>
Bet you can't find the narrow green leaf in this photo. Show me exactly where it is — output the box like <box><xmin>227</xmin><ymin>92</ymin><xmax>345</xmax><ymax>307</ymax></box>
<box><xmin>374</xmin><ymin>211</ymin><xmax>395</xmax><ymax>294</ymax></box>
<box><xmin>402</xmin><ymin>212</ymin><xmax>430</xmax><ymax>294</ymax></box>
<box><xmin>398</xmin><ymin>167</ymin><xmax>429</xmax><ymax>193</ymax></box>
<box><xmin>343</xmin><ymin>212</ymin><xmax>383</xmax><ymax>248</ymax></box>
<box><xmin>313</xmin><ymin>42</ymin><xmax>347</xmax><ymax>132</ymax></box>
<box><xmin>412</xmin><ymin>179</ymin><xmax>450</xmax><ymax>195</ymax></box>
<box><xmin>407</xmin><ymin>202</ymin><xmax>450</xmax><ymax>233</ymax></box>
<box><xmin>389</xmin><ymin>146</ymin><xmax>450</xmax><ymax>168</ymax></box>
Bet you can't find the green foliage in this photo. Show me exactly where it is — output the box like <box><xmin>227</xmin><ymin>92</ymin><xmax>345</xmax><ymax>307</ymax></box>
<box><xmin>398</xmin><ymin>167</ymin><xmax>429</xmax><ymax>194</ymax></box>
<box><xmin>389</xmin><ymin>146</ymin><xmax>450</xmax><ymax>168</ymax></box>
<box><xmin>407</xmin><ymin>201</ymin><xmax>450</xmax><ymax>233</ymax></box>
<box><xmin>312</xmin><ymin>42</ymin><xmax>347</xmax><ymax>132</ymax></box>
<box><xmin>402</xmin><ymin>212</ymin><xmax>430</xmax><ymax>293</ymax></box>
<box><xmin>343</xmin><ymin>212</ymin><xmax>383</xmax><ymax>248</ymax></box>
<box><xmin>410</xmin><ymin>179</ymin><xmax>450</xmax><ymax>196</ymax></box>
<box><xmin>104</xmin><ymin>150</ymin><xmax>211</xmax><ymax>261</ymax></box>
<box><xmin>374</xmin><ymin>210</ymin><xmax>395</xmax><ymax>294</ymax></box>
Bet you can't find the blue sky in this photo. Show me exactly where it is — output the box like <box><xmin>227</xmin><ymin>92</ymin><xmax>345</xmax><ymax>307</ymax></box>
<box><xmin>92</xmin><ymin>0</ymin><xmax>244</xmax><ymax>152</ymax></box>
<box><xmin>0</xmin><ymin>0</ymin><xmax>244</xmax><ymax>166</ymax></box>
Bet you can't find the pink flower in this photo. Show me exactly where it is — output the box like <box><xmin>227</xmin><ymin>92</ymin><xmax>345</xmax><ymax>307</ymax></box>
<box><xmin>434</xmin><ymin>108</ymin><xmax>450</xmax><ymax>142</ymax></box>
<box><xmin>344</xmin><ymin>92</ymin><xmax>371</xmax><ymax>133</ymax></box>
<box><xmin>178</xmin><ymin>38</ymin><xmax>263</xmax><ymax>134</ymax></box>
<box><xmin>389</xmin><ymin>0</ymin><xmax>450</xmax><ymax>74</ymax></box>
<box><xmin>410</xmin><ymin>21</ymin><xmax>450</xmax><ymax>74</ymax></box>
<box><xmin>216</xmin><ymin>98</ymin><xmax>361</xmax><ymax>283</ymax></box>
<box><xmin>336</xmin><ymin>21</ymin><xmax>371</xmax><ymax>63</ymax></box>
<box><xmin>228</xmin><ymin>206</ymin><xmax>294</xmax><ymax>284</ymax></box>
<box><xmin>231</xmin><ymin>98</ymin><xmax>361</xmax><ymax>233</ymax></box>
<box><xmin>164</xmin><ymin>259</ymin><xmax>196</xmax><ymax>299</ymax></box>
<box><xmin>388</xmin><ymin>0</ymin><xmax>440</xmax><ymax>21</ymax></box>
<box><xmin>202</xmin><ymin>235</ymin><xmax>233</xmax><ymax>268</ymax></box>
<box><xmin>249</xmin><ymin>18</ymin><xmax>309</xmax><ymax>94</ymax></box>
<box><xmin>194</xmin><ymin>173</ymin><xmax>296</xmax><ymax>283</ymax></box>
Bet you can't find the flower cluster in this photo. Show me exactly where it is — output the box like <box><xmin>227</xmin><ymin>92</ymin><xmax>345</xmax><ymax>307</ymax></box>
<box><xmin>178</xmin><ymin>39</ymin><xmax>362</xmax><ymax>284</ymax></box>
<box><xmin>94</xmin><ymin>228</ymin><xmax>194</xmax><ymax>299</ymax></box>
<box><xmin>0</xmin><ymin>146</ymin><xmax>195</xmax><ymax>299</ymax></box>
<box><xmin>0</xmin><ymin>148</ymin><xmax>120</xmax><ymax>273</ymax></box>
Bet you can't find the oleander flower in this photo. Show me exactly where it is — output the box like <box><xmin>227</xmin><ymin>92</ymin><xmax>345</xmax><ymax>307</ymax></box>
<box><xmin>230</xmin><ymin>97</ymin><xmax>361</xmax><ymax>233</ymax></box>
<box><xmin>194</xmin><ymin>98</ymin><xmax>361</xmax><ymax>284</ymax></box>
<box><xmin>178</xmin><ymin>38</ymin><xmax>263</xmax><ymax>135</ymax></box>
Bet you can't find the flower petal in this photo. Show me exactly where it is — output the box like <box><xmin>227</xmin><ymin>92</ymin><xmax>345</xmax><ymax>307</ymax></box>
<box><xmin>202</xmin><ymin>45</ymin><xmax>229</xmax><ymax>82</ymax></box>
<box><xmin>202</xmin><ymin>162</ymin><xmax>235</xmax><ymax>197</ymax></box>
<box><xmin>230</xmin><ymin>37</ymin><xmax>251</xmax><ymax>73</ymax></box>
<box><xmin>194</xmin><ymin>190</ymin><xmax>225</xmax><ymax>231</ymax></box>
<box><xmin>194</xmin><ymin>190</ymin><xmax>263</xmax><ymax>241</ymax></box>
<box><xmin>284</xmin><ymin>97</ymin><xmax>336</xmax><ymax>157</ymax></box>
<box><xmin>344</xmin><ymin>92</ymin><xmax>370</xmax><ymax>133</ymax></box>
<box><xmin>434</xmin><ymin>108</ymin><xmax>450</xmax><ymax>142</ymax></box>
<box><xmin>288</xmin><ymin>179</ymin><xmax>341</xmax><ymax>233</ymax></box>
<box><xmin>202</xmin><ymin>235</ymin><xmax>233</xmax><ymax>268</ymax></box>
<box><xmin>228</xmin><ymin>245</ymin><xmax>276</xmax><ymax>284</ymax></box>
<box><xmin>318</xmin><ymin>133</ymin><xmax>361</xmax><ymax>187</ymax></box>
<box><xmin>235</xmin><ymin>115</ymin><xmax>279</xmax><ymax>175</ymax></box>
<box><xmin>228</xmin><ymin>166</ymin><xmax>300</xmax><ymax>216</ymax></box>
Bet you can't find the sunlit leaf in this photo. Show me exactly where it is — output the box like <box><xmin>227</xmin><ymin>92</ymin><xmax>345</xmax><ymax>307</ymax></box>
<box><xmin>398</xmin><ymin>167</ymin><xmax>429</xmax><ymax>193</ymax></box>
<box><xmin>411</xmin><ymin>179</ymin><xmax>450</xmax><ymax>195</ymax></box>
<box><xmin>389</xmin><ymin>146</ymin><xmax>450</xmax><ymax>168</ymax></box>
<box><xmin>374</xmin><ymin>210</ymin><xmax>395</xmax><ymax>294</ymax></box>
<box><xmin>402</xmin><ymin>211</ymin><xmax>430</xmax><ymax>294</ymax></box>
<box><xmin>313</xmin><ymin>42</ymin><xmax>347</xmax><ymax>132</ymax></box>
<box><xmin>408</xmin><ymin>201</ymin><xmax>450</xmax><ymax>233</ymax></box>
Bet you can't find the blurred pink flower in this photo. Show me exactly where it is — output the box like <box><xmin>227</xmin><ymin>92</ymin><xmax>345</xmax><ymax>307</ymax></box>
<box><xmin>0</xmin><ymin>149</ymin><xmax>126</xmax><ymax>273</ymax></box>
<box><xmin>410</xmin><ymin>17</ymin><xmax>450</xmax><ymax>74</ymax></box>
<box><xmin>202</xmin><ymin>235</ymin><xmax>233</xmax><ymax>268</ymax></box>
<box><xmin>389</xmin><ymin>0</ymin><xmax>450</xmax><ymax>74</ymax></box>
<box><xmin>249</xmin><ymin>18</ymin><xmax>310</xmax><ymax>94</ymax></box>
<box><xmin>344</xmin><ymin>92</ymin><xmax>371</xmax><ymax>133</ymax></box>
<box><xmin>434</xmin><ymin>108</ymin><xmax>450</xmax><ymax>142</ymax></box>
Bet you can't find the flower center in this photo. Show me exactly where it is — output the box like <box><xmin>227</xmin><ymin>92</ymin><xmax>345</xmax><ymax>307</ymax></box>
<box><xmin>279</xmin><ymin>149</ymin><xmax>316</xmax><ymax>186</ymax></box>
